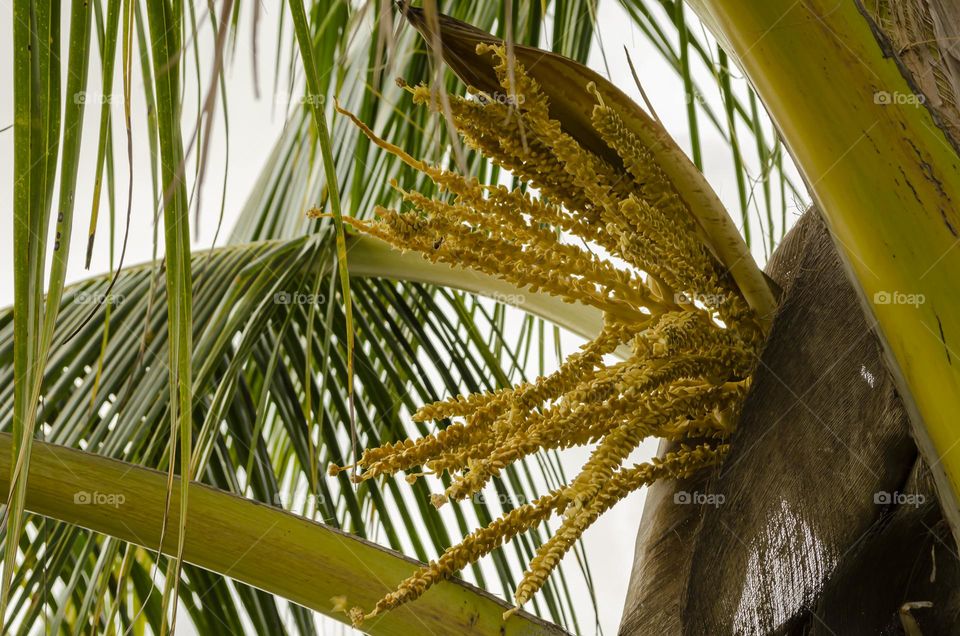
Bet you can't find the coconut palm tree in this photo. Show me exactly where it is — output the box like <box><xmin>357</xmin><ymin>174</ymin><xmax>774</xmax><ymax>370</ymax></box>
<box><xmin>3</xmin><ymin>1</ymin><xmax>959</xmax><ymax>634</ymax></box>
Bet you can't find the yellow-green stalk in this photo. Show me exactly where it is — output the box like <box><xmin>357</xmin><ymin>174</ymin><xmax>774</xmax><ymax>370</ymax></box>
<box><xmin>685</xmin><ymin>0</ymin><xmax>960</xmax><ymax>545</ymax></box>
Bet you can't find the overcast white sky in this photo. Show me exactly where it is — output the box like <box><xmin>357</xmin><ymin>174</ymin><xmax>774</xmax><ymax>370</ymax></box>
<box><xmin>0</xmin><ymin>2</ymin><xmax>805</xmax><ymax>634</ymax></box>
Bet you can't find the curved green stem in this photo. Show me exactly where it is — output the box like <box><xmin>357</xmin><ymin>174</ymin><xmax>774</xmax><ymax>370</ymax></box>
<box><xmin>0</xmin><ymin>432</ymin><xmax>565</xmax><ymax>636</ymax></box>
<box><xmin>346</xmin><ymin>234</ymin><xmax>607</xmax><ymax>343</ymax></box>
<box><xmin>17</xmin><ymin>234</ymin><xmax>610</xmax><ymax>347</ymax></box>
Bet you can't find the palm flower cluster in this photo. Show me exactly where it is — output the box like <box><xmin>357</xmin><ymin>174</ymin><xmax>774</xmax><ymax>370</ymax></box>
<box><xmin>318</xmin><ymin>44</ymin><xmax>764</xmax><ymax>624</ymax></box>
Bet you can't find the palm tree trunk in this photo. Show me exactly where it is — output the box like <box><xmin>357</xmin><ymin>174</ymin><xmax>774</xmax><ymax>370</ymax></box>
<box><xmin>618</xmin><ymin>208</ymin><xmax>952</xmax><ymax>634</ymax></box>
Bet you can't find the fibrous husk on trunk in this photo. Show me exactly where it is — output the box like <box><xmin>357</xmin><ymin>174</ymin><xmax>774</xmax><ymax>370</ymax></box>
<box><xmin>864</xmin><ymin>0</ymin><xmax>960</xmax><ymax>146</ymax></box>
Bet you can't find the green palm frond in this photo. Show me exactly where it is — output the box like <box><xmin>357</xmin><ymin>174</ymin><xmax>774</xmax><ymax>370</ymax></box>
<box><xmin>0</xmin><ymin>233</ymin><xmax>602</xmax><ymax>633</ymax></box>
<box><xmin>2</xmin><ymin>0</ymin><xmax>803</xmax><ymax>633</ymax></box>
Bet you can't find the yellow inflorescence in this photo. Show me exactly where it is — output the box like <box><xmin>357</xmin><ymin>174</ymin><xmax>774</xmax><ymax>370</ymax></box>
<box><xmin>319</xmin><ymin>45</ymin><xmax>763</xmax><ymax>625</ymax></box>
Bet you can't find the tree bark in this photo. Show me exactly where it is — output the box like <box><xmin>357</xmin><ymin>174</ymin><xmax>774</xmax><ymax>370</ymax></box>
<box><xmin>619</xmin><ymin>210</ymin><xmax>958</xmax><ymax>634</ymax></box>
